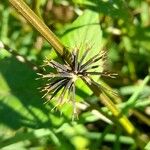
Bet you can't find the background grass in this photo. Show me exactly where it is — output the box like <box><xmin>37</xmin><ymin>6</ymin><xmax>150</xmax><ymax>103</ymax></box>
<box><xmin>0</xmin><ymin>0</ymin><xmax>150</xmax><ymax>150</ymax></box>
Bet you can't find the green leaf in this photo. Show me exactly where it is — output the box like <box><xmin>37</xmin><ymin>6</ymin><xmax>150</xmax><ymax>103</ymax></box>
<box><xmin>145</xmin><ymin>141</ymin><xmax>150</xmax><ymax>150</ymax></box>
<box><xmin>62</xmin><ymin>9</ymin><xmax>102</xmax><ymax>57</ymax></box>
<box><xmin>0</xmin><ymin>57</ymin><xmax>63</xmax><ymax>131</ymax></box>
<box><xmin>72</xmin><ymin>0</ymin><xmax>130</xmax><ymax>21</ymax></box>
<box><xmin>61</xmin><ymin>9</ymin><xmax>102</xmax><ymax>100</ymax></box>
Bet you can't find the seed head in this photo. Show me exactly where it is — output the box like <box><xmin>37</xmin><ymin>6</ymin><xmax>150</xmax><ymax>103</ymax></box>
<box><xmin>37</xmin><ymin>45</ymin><xmax>117</xmax><ymax>119</ymax></box>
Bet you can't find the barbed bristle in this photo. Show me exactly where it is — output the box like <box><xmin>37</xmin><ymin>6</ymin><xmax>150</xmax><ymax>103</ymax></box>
<box><xmin>37</xmin><ymin>46</ymin><xmax>117</xmax><ymax>119</ymax></box>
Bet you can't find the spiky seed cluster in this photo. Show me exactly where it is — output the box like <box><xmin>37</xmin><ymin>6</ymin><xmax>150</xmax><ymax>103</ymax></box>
<box><xmin>37</xmin><ymin>46</ymin><xmax>117</xmax><ymax>118</ymax></box>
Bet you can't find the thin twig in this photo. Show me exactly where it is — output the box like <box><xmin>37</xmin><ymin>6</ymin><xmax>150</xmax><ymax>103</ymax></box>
<box><xmin>0</xmin><ymin>41</ymin><xmax>42</xmax><ymax>72</ymax></box>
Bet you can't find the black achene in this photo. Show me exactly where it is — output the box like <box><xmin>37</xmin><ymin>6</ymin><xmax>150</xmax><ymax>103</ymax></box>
<box><xmin>37</xmin><ymin>46</ymin><xmax>117</xmax><ymax>119</ymax></box>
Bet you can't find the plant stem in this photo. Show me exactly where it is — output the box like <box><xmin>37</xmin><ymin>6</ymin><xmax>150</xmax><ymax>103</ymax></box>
<box><xmin>132</xmin><ymin>110</ymin><xmax>150</xmax><ymax>126</ymax></box>
<box><xmin>123</xmin><ymin>75</ymin><xmax>150</xmax><ymax>115</ymax></box>
<box><xmin>83</xmin><ymin>79</ymin><xmax>135</xmax><ymax>134</ymax></box>
<box><xmin>9</xmin><ymin>0</ymin><xmax>65</xmax><ymax>56</ymax></box>
<box><xmin>99</xmin><ymin>79</ymin><xmax>150</xmax><ymax>127</ymax></box>
<box><xmin>0</xmin><ymin>41</ymin><xmax>41</xmax><ymax>71</ymax></box>
<box><xmin>9</xmin><ymin>0</ymin><xmax>138</xmax><ymax>137</ymax></box>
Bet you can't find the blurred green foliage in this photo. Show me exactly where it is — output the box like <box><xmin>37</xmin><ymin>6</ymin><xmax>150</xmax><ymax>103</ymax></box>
<box><xmin>0</xmin><ymin>0</ymin><xmax>150</xmax><ymax>150</ymax></box>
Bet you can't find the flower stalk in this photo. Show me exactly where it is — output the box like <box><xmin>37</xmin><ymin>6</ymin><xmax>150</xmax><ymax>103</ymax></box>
<box><xmin>9</xmin><ymin>0</ymin><xmax>69</xmax><ymax>58</ymax></box>
<box><xmin>9</xmin><ymin>0</ymin><xmax>137</xmax><ymax>136</ymax></box>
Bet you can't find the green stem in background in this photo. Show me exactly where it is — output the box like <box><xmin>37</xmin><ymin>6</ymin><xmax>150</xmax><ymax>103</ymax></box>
<box><xmin>132</xmin><ymin>110</ymin><xmax>150</xmax><ymax>126</ymax></box>
<box><xmin>9</xmin><ymin>0</ymin><xmax>143</xmax><ymax>143</ymax></box>
<box><xmin>102</xmin><ymin>99</ymin><xmax>150</xmax><ymax>113</ymax></box>
<box><xmin>0</xmin><ymin>128</ymin><xmax>136</xmax><ymax>149</ymax></box>
<box><xmin>0</xmin><ymin>7</ymin><xmax>9</xmax><ymax>42</ymax></box>
<box><xmin>0</xmin><ymin>41</ymin><xmax>41</xmax><ymax>72</ymax></box>
<box><xmin>123</xmin><ymin>75</ymin><xmax>150</xmax><ymax>114</ymax></box>
<box><xmin>101</xmin><ymin>99</ymin><xmax>150</xmax><ymax>126</ymax></box>
<box><xmin>32</xmin><ymin>0</ymin><xmax>42</xmax><ymax>18</ymax></box>
<box><xmin>99</xmin><ymin>78</ymin><xmax>150</xmax><ymax>127</ymax></box>
<box><xmin>0</xmin><ymin>129</ymin><xmax>60</xmax><ymax>148</ymax></box>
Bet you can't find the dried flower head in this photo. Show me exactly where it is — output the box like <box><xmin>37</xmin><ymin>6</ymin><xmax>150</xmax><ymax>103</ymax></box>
<box><xmin>37</xmin><ymin>45</ymin><xmax>117</xmax><ymax>119</ymax></box>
